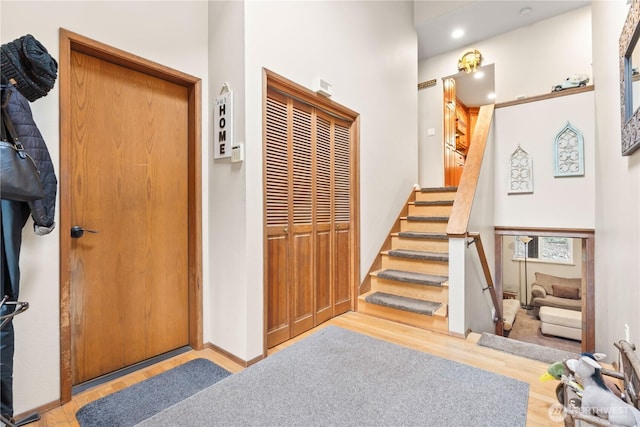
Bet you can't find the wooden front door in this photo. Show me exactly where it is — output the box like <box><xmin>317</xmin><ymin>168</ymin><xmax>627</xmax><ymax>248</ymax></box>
<box><xmin>264</xmin><ymin>71</ymin><xmax>359</xmax><ymax>349</ymax></box>
<box><xmin>59</xmin><ymin>30</ymin><xmax>202</xmax><ymax>393</ymax></box>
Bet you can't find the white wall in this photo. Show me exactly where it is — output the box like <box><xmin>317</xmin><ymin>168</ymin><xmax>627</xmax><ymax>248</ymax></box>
<box><xmin>242</xmin><ymin>1</ymin><xmax>418</xmax><ymax>358</ymax></box>
<box><xmin>207</xmin><ymin>0</ymin><xmax>250</xmax><ymax>364</ymax></box>
<box><xmin>592</xmin><ymin>1</ymin><xmax>640</xmax><ymax>358</ymax></box>
<box><xmin>418</xmin><ymin>6</ymin><xmax>592</xmax><ymax>188</ymax></box>
<box><xmin>1</xmin><ymin>0</ymin><xmax>210</xmax><ymax>415</ymax></box>
<box><xmin>493</xmin><ymin>91</ymin><xmax>595</xmax><ymax>228</ymax></box>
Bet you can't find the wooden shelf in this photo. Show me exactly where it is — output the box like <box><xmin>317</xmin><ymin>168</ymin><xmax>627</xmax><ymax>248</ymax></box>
<box><xmin>495</xmin><ymin>85</ymin><xmax>594</xmax><ymax>109</ymax></box>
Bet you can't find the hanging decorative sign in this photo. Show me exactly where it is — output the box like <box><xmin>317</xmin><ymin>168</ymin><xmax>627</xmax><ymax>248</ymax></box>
<box><xmin>214</xmin><ymin>84</ymin><xmax>233</xmax><ymax>159</ymax></box>
<box><xmin>508</xmin><ymin>145</ymin><xmax>533</xmax><ymax>194</ymax></box>
<box><xmin>553</xmin><ymin>121</ymin><xmax>584</xmax><ymax>177</ymax></box>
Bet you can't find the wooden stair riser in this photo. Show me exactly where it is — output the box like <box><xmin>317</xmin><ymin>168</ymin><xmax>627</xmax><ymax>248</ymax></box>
<box><xmin>370</xmin><ymin>276</ymin><xmax>449</xmax><ymax>305</ymax></box>
<box><xmin>381</xmin><ymin>256</ymin><xmax>449</xmax><ymax>276</ymax></box>
<box><xmin>391</xmin><ymin>235</ymin><xmax>448</xmax><ymax>253</ymax></box>
<box><xmin>408</xmin><ymin>204</ymin><xmax>452</xmax><ymax>217</ymax></box>
<box><xmin>414</xmin><ymin>190</ymin><xmax>457</xmax><ymax>203</ymax></box>
<box><xmin>357</xmin><ymin>296</ymin><xmax>449</xmax><ymax>333</ymax></box>
<box><xmin>400</xmin><ymin>219</ymin><xmax>448</xmax><ymax>233</ymax></box>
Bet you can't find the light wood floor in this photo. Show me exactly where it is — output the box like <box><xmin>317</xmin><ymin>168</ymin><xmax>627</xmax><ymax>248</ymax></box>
<box><xmin>24</xmin><ymin>311</ymin><xmax>563</xmax><ymax>427</ymax></box>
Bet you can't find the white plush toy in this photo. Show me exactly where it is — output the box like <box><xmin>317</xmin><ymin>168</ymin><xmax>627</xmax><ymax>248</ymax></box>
<box><xmin>566</xmin><ymin>353</ymin><xmax>640</xmax><ymax>426</ymax></box>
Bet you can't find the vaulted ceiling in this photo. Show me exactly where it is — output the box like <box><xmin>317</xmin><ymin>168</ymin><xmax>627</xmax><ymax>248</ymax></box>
<box><xmin>415</xmin><ymin>1</ymin><xmax>591</xmax><ymax>61</ymax></box>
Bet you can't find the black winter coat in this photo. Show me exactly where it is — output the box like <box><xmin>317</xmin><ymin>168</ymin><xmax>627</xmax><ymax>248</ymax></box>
<box><xmin>1</xmin><ymin>84</ymin><xmax>57</xmax><ymax>231</ymax></box>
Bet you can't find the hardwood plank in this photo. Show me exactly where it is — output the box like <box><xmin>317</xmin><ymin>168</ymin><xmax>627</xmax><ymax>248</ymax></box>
<box><xmin>28</xmin><ymin>312</ymin><xmax>563</xmax><ymax>426</ymax></box>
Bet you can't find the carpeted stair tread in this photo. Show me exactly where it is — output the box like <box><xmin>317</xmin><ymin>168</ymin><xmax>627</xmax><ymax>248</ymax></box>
<box><xmin>396</xmin><ymin>231</ymin><xmax>448</xmax><ymax>240</ymax></box>
<box><xmin>414</xmin><ymin>200</ymin><xmax>454</xmax><ymax>206</ymax></box>
<box><xmin>365</xmin><ymin>292</ymin><xmax>442</xmax><ymax>316</ymax></box>
<box><xmin>419</xmin><ymin>186</ymin><xmax>457</xmax><ymax>193</ymax></box>
<box><xmin>406</xmin><ymin>215</ymin><xmax>449</xmax><ymax>222</ymax></box>
<box><xmin>387</xmin><ymin>249</ymin><xmax>448</xmax><ymax>262</ymax></box>
<box><xmin>376</xmin><ymin>269</ymin><xmax>447</xmax><ymax>287</ymax></box>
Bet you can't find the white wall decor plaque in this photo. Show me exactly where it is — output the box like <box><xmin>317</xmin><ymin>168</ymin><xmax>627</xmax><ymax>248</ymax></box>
<box><xmin>214</xmin><ymin>90</ymin><xmax>233</xmax><ymax>159</ymax></box>
<box><xmin>508</xmin><ymin>145</ymin><xmax>533</xmax><ymax>194</ymax></box>
<box><xmin>553</xmin><ymin>121</ymin><xmax>584</xmax><ymax>177</ymax></box>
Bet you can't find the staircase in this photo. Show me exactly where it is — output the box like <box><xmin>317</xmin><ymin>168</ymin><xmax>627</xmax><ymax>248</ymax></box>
<box><xmin>358</xmin><ymin>187</ymin><xmax>457</xmax><ymax>334</ymax></box>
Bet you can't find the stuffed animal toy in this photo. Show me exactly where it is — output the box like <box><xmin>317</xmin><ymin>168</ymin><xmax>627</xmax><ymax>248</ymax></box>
<box><xmin>540</xmin><ymin>361</ymin><xmax>583</xmax><ymax>404</ymax></box>
<box><xmin>566</xmin><ymin>353</ymin><xmax>640</xmax><ymax>426</ymax></box>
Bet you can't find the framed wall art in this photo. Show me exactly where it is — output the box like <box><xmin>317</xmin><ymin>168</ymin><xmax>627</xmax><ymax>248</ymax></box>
<box><xmin>508</xmin><ymin>145</ymin><xmax>533</xmax><ymax>194</ymax></box>
<box><xmin>553</xmin><ymin>121</ymin><xmax>584</xmax><ymax>177</ymax></box>
<box><xmin>620</xmin><ymin>0</ymin><xmax>640</xmax><ymax>155</ymax></box>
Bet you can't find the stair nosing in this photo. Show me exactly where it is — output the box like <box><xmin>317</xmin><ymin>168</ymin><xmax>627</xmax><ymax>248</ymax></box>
<box><xmin>394</xmin><ymin>231</ymin><xmax>449</xmax><ymax>240</ymax></box>
<box><xmin>405</xmin><ymin>215</ymin><xmax>449</xmax><ymax>222</ymax></box>
<box><xmin>374</xmin><ymin>269</ymin><xmax>448</xmax><ymax>287</ymax></box>
<box><xmin>412</xmin><ymin>200</ymin><xmax>454</xmax><ymax>206</ymax></box>
<box><xmin>418</xmin><ymin>187</ymin><xmax>457</xmax><ymax>193</ymax></box>
<box><xmin>364</xmin><ymin>291</ymin><xmax>443</xmax><ymax>316</ymax></box>
<box><xmin>385</xmin><ymin>249</ymin><xmax>449</xmax><ymax>262</ymax></box>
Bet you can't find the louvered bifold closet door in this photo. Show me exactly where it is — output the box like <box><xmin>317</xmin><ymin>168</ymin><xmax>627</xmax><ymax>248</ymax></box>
<box><xmin>265</xmin><ymin>90</ymin><xmax>291</xmax><ymax>348</ymax></box>
<box><xmin>265</xmin><ymin>86</ymin><xmax>354</xmax><ymax>348</ymax></box>
<box><xmin>332</xmin><ymin>118</ymin><xmax>353</xmax><ymax>315</ymax></box>
<box><xmin>289</xmin><ymin>99</ymin><xmax>315</xmax><ymax>337</ymax></box>
<box><xmin>314</xmin><ymin>115</ymin><xmax>333</xmax><ymax>324</ymax></box>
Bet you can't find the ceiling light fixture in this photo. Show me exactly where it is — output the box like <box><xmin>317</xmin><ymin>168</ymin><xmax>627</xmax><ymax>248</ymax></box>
<box><xmin>451</xmin><ymin>28</ymin><xmax>464</xmax><ymax>39</ymax></box>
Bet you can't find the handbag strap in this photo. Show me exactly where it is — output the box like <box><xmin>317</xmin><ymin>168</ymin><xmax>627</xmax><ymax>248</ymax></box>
<box><xmin>0</xmin><ymin>110</ymin><xmax>7</xmax><ymax>142</ymax></box>
<box><xmin>1</xmin><ymin>107</ymin><xmax>23</xmax><ymax>149</ymax></box>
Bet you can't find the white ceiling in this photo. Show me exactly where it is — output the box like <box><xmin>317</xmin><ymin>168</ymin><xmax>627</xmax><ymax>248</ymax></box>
<box><xmin>415</xmin><ymin>0</ymin><xmax>591</xmax><ymax>61</ymax></box>
<box><xmin>415</xmin><ymin>1</ymin><xmax>590</xmax><ymax>107</ymax></box>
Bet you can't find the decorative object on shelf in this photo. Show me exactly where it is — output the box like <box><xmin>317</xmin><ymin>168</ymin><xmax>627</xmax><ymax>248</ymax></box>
<box><xmin>508</xmin><ymin>145</ymin><xmax>533</xmax><ymax>194</ymax></box>
<box><xmin>620</xmin><ymin>0</ymin><xmax>640</xmax><ymax>156</ymax></box>
<box><xmin>457</xmin><ymin>49</ymin><xmax>482</xmax><ymax>73</ymax></box>
<box><xmin>551</xmin><ymin>74</ymin><xmax>589</xmax><ymax>92</ymax></box>
<box><xmin>553</xmin><ymin>121</ymin><xmax>584</xmax><ymax>177</ymax></box>
<box><xmin>518</xmin><ymin>236</ymin><xmax>534</xmax><ymax>310</ymax></box>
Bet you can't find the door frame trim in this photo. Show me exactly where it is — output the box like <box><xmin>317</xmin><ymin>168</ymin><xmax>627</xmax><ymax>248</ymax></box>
<box><xmin>58</xmin><ymin>28</ymin><xmax>203</xmax><ymax>403</ymax></box>
<box><xmin>494</xmin><ymin>227</ymin><xmax>595</xmax><ymax>352</ymax></box>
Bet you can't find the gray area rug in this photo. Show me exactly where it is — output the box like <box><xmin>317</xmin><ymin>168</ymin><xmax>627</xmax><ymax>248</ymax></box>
<box><xmin>76</xmin><ymin>358</ymin><xmax>231</xmax><ymax>426</ymax></box>
<box><xmin>138</xmin><ymin>326</ymin><xmax>529</xmax><ymax>427</ymax></box>
<box><xmin>477</xmin><ymin>332</ymin><xmax>578</xmax><ymax>364</ymax></box>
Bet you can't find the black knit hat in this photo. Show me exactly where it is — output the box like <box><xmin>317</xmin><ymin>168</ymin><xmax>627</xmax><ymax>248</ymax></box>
<box><xmin>1</xmin><ymin>34</ymin><xmax>58</xmax><ymax>102</ymax></box>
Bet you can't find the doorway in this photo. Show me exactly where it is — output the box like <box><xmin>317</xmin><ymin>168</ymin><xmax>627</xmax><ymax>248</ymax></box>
<box><xmin>495</xmin><ymin>227</ymin><xmax>595</xmax><ymax>352</ymax></box>
<box><xmin>442</xmin><ymin>64</ymin><xmax>495</xmax><ymax>186</ymax></box>
<box><xmin>58</xmin><ymin>29</ymin><xmax>203</xmax><ymax>403</ymax></box>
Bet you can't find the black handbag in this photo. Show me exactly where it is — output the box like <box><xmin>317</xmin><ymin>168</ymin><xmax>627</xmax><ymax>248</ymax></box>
<box><xmin>0</xmin><ymin>107</ymin><xmax>45</xmax><ymax>202</ymax></box>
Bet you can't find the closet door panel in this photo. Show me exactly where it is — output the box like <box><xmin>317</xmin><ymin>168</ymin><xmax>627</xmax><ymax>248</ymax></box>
<box><xmin>266</xmin><ymin>235</ymin><xmax>290</xmax><ymax>348</ymax></box>
<box><xmin>333</xmin><ymin>121</ymin><xmax>352</xmax><ymax>313</ymax></box>
<box><xmin>291</xmin><ymin>230</ymin><xmax>314</xmax><ymax>337</ymax></box>
<box><xmin>290</xmin><ymin>101</ymin><xmax>315</xmax><ymax>337</ymax></box>
<box><xmin>315</xmin><ymin>115</ymin><xmax>332</xmax><ymax>320</ymax></box>
<box><xmin>315</xmin><ymin>229</ymin><xmax>332</xmax><ymax>323</ymax></box>
<box><xmin>334</xmin><ymin>228</ymin><xmax>352</xmax><ymax>313</ymax></box>
<box><xmin>265</xmin><ymin>92</ymin><xmax>292</xmax><ymax>347</ymax></box>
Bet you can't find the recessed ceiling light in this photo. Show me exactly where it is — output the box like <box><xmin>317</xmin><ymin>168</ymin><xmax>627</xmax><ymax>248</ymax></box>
<box><xmin>474</xmin><ymin>71</ymin><xmax>485</xmax><ymax>79</ymax></box>
<box><xmin>488</xmin><ymin>93</ymin><xmax>496</xmax><ymax>100</ymax></box>
<box><xmin>451</xmin><ymin>28</ymin><xmax>464</xmax><ymax>39</ymax></box>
